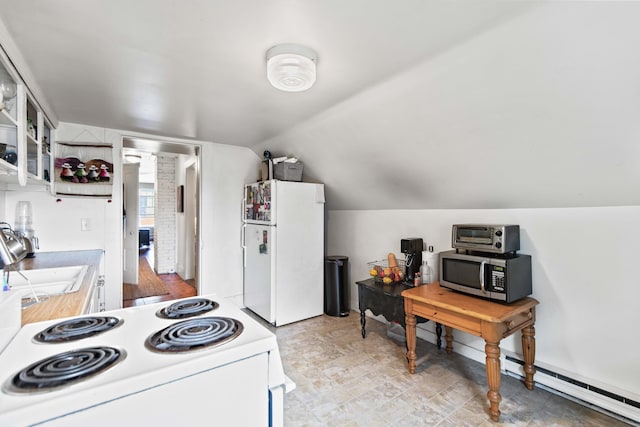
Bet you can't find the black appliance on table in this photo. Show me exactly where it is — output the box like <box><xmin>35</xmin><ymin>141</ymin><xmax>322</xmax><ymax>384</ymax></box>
<box><xmin>401</xmin><ymin>237</ymin><xmax>423</xmax><ymax>283</ymax></box>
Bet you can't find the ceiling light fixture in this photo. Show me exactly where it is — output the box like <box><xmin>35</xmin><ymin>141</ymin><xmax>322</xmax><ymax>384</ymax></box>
<box><xmin>266</xmin><ymin>44</ymin><xmax>317</xmax><ymax>92</ymax></box>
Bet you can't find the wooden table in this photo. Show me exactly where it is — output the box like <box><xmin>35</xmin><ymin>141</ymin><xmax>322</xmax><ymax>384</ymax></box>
<box><xmin>402</xmin><ymin>283</ymin><xmax>539</xmax><ymax>422</ymax></box>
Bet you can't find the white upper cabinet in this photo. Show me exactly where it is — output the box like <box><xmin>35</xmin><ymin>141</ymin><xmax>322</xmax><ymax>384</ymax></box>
<box><xmin>0</xmin><ymin>47</ymin><xmax>53</xmax><ymax>187</ymax></box>
<box><xmin>0</xmin><ymin>55</ymin><xmax>19</xmax><ymax>179</ymax></box>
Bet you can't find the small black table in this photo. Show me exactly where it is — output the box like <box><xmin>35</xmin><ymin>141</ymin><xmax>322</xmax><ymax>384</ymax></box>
<box><xmin>356</xmin><ymin>278</ymin><xmax>442</xmax><ymax>348</ymax></box>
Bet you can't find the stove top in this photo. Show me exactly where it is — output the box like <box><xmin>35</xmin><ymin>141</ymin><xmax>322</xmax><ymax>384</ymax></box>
<box><xmin>5</xmin><ymin>346</ymin><xmax>125</xmax><ymax>394</ymax></box>
<box><xmin>0</xmin><ymin>295</ymin><xmax>284</xmax><ymax>425</ymax></box>
<box><xmin>34</xmin><ymin>316</ymin><xmax>123</xmax><ymax>343</ymax></box>
<box><xmin>146</xmin><ymin>316</ymin><xmax>243</xmax><ymax>353</ymax></box>
<box><xmin>155</xmin><ymin>297</ymin><xmax>219</xmax><ymax>319</ymax></box>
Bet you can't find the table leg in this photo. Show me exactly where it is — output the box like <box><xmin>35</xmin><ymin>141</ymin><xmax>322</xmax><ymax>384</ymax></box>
<box><xmin>436</xmin><ymin>322</ymin><xmax>442</xmax><ymax>349</ymax></box>
<box><xmin>485</xmin><ymin>340</ymin><xmax>502</xmax><ymax>422</ymax></box>
<box><xmin>444</xmin><ymin>326</ymin><xmax>453</xmax><ymax>354</ymax></box>
<box><xmin>405</xmin><ymin>313</ymin><xmax>417</xmax><ymax>374</ymax></box>
<box><xmin>360</xmin><ymin>310</ymin><xmax>366</xmax><ymax>338</ymax></box>
<box><xmin>522</xmin><ymin>325</ymin><xmax>536</xmax><ymax>390</ymax></box>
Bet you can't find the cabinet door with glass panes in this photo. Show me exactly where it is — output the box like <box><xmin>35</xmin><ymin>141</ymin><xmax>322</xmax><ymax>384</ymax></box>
<box><xmin>26</xmin><ymin>94</ymin><xmax>53</xmax><ymax>183</ymax></box>
<box><xmin>0</xmin><ymin>49</ymin><xmax>53</xmax><ymax>186</ymax></box>
<box><xmin>0</xmin><ymin>53</ymin><xmax>19</xmax><ymax>178</ymax></box>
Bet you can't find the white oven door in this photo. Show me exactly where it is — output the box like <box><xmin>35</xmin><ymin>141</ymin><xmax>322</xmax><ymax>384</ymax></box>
<box><xmin>38</xmin><ymin>353</ymin><xmax>271</xmax><ymax>427</ymax></box>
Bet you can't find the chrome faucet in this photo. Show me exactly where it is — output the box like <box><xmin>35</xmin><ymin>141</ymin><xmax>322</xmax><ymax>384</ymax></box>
<box><xmin>1</xmin><ymin>222</ymin><xmax>41</xmax><ymax>303</ymax></box>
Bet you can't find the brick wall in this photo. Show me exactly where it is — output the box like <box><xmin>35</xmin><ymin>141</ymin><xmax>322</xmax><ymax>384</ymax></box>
<box><xmin>154</xmin><ymin>154</ymin><xmax>176</xmax><ymax>274</ymax></box>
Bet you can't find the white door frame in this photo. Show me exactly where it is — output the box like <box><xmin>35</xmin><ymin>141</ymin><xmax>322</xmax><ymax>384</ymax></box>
<box><xmin>121</xmin><ymin>137</ymin><xmax>201</xmax><ymax>297</ymax></box>
<box><xmin>123</xmin><ymin>163</ymin><xmax>140</xmax><ymax>285</ymax></box>
<box><xmin>183</xmin><ymin>162</ymin><xmax>197</xmax><ymax>283</ymax></box>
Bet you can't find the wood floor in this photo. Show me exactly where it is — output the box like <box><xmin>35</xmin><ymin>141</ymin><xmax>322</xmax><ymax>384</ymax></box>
<box><xmin>122</xmin><ymin>244</ymin><xmax>196</xmax><ymax>308</ymax></box>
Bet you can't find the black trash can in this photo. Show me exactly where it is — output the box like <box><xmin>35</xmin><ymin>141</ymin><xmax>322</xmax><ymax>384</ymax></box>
<box><xmin>324</xmin><ymin>256</ymin><xmax>350</xmax><ymax>317</ymax></box>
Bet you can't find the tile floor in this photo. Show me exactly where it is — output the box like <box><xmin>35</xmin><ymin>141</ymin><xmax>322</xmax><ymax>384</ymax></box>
<box><xmin>274</xmin><ymin>313</ymin><xmax>634</xmax><ymax>427</ymax></box>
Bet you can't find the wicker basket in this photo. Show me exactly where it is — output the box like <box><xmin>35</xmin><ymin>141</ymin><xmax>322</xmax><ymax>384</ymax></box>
<box><xmin>367</xmin><ymin>259</ymin><xmax>406</xmax><ymax>284</ymax></box>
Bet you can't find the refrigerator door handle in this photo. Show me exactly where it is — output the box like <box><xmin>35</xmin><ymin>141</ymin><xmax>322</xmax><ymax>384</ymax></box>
<box><xmin>241</xmin><ymin>193</ymin><xmax>247</xmax><ymax>268</ymax></box>
<box><xmin>241</xmin><ymin>223</ymin><xmax>247</xmax><ymax>267</ymax></box>
<box><xmin>241</xmin><ymin>193</ymin><xmax>247</xmax><ymax>222</ymax></box>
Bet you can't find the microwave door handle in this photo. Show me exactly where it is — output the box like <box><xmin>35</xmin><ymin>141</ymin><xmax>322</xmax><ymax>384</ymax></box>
<box><xmin>479</xmin><ymin>260</ymin><xmax>487</xmax><ymax>293</ymax></box>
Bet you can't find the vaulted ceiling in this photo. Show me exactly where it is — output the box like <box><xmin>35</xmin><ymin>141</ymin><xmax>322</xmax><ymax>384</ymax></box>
<box><xmin>0</xmin><ymin>1</ymin><xmax>527</xmax><ymax>146</ymax></box>
<box><xmin>1</xmin><ymin>1</ymin><xmax>639</xmax><ymax>210</ymax></box>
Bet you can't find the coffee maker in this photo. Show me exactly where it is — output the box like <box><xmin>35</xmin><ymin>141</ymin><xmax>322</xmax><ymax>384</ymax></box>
<box><xmin>401</xmin><ymin>238</ymin><xmax>423</xmax><ymax>283</ymax></box>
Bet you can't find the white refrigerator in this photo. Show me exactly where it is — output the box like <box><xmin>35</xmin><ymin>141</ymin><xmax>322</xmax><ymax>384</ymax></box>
<box><xmin>242</xmin><ymin>180</ymin><xmax>325</xmax><ymax>326</ymax></box>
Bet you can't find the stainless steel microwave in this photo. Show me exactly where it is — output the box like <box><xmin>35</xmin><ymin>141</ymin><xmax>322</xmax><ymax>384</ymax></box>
<box><xmin>452</xmin><ymin>224</ymin><xmax>520</xmax><ymax>254</ymax></box>
<box><xmin>439</xmin><ymin>250</ymin><xmax>532</xmax><ymax>303</ymax></box>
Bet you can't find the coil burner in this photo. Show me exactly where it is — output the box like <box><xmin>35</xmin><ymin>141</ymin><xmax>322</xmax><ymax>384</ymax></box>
<box><xmin>34</xmin><ymin>317</ymin><xmax>123</xmax><ymax>344</ymax></box>
<box><xmin>156</xmin><ymin>298</ymin><xmax>219</xmax><ymax>319</ymax></box>
<box><xmin>146</xmin><ymin>317</ymin><xmax>243</xmax><ymax>353</ymax></box>
<box><xmin>5</xmin><ymin>347</ymin><xmax>125</xmax><ymax>394</ymax></box>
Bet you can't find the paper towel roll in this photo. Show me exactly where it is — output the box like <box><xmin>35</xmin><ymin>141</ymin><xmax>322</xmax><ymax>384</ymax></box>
<box><xmin>422</xmin><ymin>249</ymin><xmax>440</xmax><ymax>282</ymax></box>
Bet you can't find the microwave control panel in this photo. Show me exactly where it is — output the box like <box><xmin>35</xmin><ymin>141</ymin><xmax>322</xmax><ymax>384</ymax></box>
<box><xmin>490</xmin><ymin>266</ymin><xmax>505</xmax><ymax>291</ymax></box>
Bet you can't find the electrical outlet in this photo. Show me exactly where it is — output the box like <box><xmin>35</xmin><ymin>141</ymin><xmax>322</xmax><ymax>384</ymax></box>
<box><xmin>81</xmin><ymin>218</ymin><xmax>91</xmax><ymax>231</ymax></box>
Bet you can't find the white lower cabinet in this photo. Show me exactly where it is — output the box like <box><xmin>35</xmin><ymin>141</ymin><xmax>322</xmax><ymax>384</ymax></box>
<box><xmin>84</xmin><ymin>274</ymin><xmax>106</xmax><ymax>314</ymax></box>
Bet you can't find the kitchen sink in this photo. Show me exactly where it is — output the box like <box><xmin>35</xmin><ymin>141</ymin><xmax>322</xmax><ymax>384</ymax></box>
<box><xmin>7</xmin><ymin>265</ymin><xmax>89</xmax><ymax>296</ymax></box>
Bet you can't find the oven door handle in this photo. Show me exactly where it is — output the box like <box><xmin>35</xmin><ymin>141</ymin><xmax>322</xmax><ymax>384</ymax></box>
<box><xmin>479</xmin><ymin>260</ymin><xmax>487</xmax><ymax>293</ymax></box>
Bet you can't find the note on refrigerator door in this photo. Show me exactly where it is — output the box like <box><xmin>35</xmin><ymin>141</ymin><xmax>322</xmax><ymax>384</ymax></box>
<box><xmin>259</xmin><ymin>230</ymin><xmax>268</xmax><ymax>254</ymax></box>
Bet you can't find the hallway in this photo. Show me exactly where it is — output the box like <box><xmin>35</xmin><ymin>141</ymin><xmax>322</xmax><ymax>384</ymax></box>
<box><xmin>123</xmin><ymin>244</ymin><xmax>196</xmax><ymax>307</ymax></box>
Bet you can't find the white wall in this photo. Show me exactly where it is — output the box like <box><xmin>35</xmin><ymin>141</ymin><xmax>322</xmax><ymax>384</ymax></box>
<box><xmin>3</xmin><ymin>190</ymin><xmax>108</xmax><ymax>254</ymax></box>
<box><xmin>199</xmin><ymin>142</ymin><xmax>260</xmax><ymax>299</ymax></box>
<box><xmin>154</xmin><ymin>154</ymin><xmax>177</xmax><ymax>274</ymax></box>
<box><xmin>254</xmin><ymin>2</ymin><xmax>640</xmax><ymax>211</ymax></box>
<box><xmin>3</xmin><ymin>122</ymin><xmax>261</xmax><ymax>309</ymax></box>
<box><xmin>327</xmin><ymin>206</ymin><xmax>640</xmax><ymax>403</ymax></box>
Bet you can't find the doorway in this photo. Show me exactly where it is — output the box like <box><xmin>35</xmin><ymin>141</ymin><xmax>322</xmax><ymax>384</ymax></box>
<box><xmin>121</xmin><ymin>137</ymin><xmax>200</xmax><ymax>306</ymax></box>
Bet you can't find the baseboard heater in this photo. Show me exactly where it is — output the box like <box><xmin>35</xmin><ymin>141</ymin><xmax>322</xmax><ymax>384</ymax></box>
<box><xmin>505</xmin><ymin>355</ymin><xmax>640</xmax><ymax>424</ymax></box>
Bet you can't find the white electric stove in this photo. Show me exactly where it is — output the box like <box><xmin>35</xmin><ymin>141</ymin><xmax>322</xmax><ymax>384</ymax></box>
<box><xmin>0</xmin><ymin>295</ymin><xmax>287</xmax><ymax>426</ymax></box>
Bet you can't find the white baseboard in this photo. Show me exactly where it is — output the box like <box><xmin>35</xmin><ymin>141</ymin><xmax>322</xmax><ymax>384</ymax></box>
<box><xmin>414</xmin><ymin>325</ymin><xmax>639</xmax><ymax>425</ymax></box>
<box><xmin>503</xmin><ymin>358</ymin><xmax>639</xmax><ymax>425</ymax></box>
